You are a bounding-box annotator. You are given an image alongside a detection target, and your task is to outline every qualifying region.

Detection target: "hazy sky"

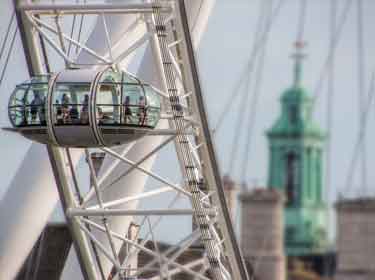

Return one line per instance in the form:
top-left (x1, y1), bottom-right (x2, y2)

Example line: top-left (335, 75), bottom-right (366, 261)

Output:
top-left (197, 0), bottom-right (375, 203)
top-left (1, 0), bottom-right (375, 241)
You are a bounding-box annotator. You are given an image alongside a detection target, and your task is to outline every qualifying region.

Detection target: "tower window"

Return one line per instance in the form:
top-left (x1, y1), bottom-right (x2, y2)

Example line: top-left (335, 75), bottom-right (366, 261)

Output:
top-left (307, 147), bottom-right (312, 199)
top-left (286, 152), bottom-right (298, 205)
top-left (289, 105), bottom-right (298, 124)
top-left (285, 226), bottom-right (296, 241)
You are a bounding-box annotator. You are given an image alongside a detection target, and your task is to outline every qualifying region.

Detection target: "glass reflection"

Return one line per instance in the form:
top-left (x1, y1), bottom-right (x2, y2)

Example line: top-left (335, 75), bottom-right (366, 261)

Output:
top-left (53, 83), bottom-right (91, 125)
top-left (9, 75), bottom-right (49, 126)
top-left (96, 70), bottom-right (161, 128)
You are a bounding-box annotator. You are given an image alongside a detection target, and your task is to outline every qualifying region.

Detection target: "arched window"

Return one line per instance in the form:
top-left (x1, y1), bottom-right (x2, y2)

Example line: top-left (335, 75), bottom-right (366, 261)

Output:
top-left (289, 104), bottom-right (298, 124)
top-left (285, 151), bottom-right (298, 205)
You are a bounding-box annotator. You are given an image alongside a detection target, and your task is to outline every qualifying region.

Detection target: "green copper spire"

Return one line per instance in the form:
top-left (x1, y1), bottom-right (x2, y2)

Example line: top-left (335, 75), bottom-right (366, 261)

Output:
top-left (268, 42), bottom-right (323, 139)
top-left (266, 42), bottom-right (329, 256)
top-left (292, 41), bottom-right (306, 86)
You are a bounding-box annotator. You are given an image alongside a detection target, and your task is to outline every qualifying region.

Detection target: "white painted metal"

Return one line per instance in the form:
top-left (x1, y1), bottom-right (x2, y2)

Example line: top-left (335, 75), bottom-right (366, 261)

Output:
top-left (49, 147), bottom-right (100, 279)
top-left (0, 1), bottom-right (151, 278)
top-left (101, 147), bottom-right (191, 196)
top-left (19, 3), bottom-right (172, 15)
top-left (0, 1), bottom-right (226, 280)
top-left (67, 208), bottom-right (209, 217)
top-left (81, 218), bottom-right (210, 280)
top-left (172, 2), bottom-right (250, 279)
top-left (144, 4), bottom-right (237, 278)
top-left (148, 258), bottom-right (207, 280)
top-left (86, 186), bottom-right (175, 209)
top-left (73, 1), bottom-right (216, 278)
top-left (0, 1), bottom-right (83, 278)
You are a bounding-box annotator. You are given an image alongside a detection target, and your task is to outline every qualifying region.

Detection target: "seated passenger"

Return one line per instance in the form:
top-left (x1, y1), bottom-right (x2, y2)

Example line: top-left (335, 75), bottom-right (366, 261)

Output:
top-left (70, 105), bottom-right (79, 123)
top-left (55, 100), bottom-right (64, 124)
top-left (80, 94), bottom-right (89, 124)
top-left (61, 93), bottom-right (71, 123)
top-left (138, 96), bottom-right (146, 125)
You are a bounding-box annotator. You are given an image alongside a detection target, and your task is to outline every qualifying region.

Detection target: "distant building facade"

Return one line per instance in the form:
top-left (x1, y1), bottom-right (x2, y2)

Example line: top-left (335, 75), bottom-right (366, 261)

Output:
top-left (239, 189), bottom-right (286, 280)
top-left (335, 198), bottom-right (375, 280)
top-left (266, 43), bottom-right (329, 256)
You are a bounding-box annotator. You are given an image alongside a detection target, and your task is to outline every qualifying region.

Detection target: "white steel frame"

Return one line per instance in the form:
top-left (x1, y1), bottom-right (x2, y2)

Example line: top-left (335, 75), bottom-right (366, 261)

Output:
top-left (15, 1), bottom-right (250, 280)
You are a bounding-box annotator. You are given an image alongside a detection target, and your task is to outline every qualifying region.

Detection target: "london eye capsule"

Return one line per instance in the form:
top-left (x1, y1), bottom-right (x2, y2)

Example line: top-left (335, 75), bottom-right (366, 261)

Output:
top-left (8, 68), bottom-right (161, 147)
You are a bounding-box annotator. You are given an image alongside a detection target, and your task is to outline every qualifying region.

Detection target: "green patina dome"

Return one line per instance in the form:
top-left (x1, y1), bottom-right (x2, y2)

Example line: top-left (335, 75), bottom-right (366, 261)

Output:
top-left (281, 85), bottom-right (310, 102)
top-left (267, 54), bottom-right (324, 140)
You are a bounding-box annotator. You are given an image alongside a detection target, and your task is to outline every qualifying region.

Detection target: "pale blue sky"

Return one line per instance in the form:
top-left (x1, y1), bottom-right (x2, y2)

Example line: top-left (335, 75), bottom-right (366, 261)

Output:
top-left (1, 0), bottom-right (375, 241)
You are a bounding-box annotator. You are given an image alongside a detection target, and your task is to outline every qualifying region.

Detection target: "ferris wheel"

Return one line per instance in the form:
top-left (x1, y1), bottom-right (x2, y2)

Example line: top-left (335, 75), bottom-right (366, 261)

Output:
top-left (0, 1), bottom-right (250, 279)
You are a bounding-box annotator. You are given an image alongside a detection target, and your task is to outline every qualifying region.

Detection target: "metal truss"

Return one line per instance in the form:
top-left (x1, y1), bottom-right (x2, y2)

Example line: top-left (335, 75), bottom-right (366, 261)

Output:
top-left (15, 1), bottom-right (250, 279)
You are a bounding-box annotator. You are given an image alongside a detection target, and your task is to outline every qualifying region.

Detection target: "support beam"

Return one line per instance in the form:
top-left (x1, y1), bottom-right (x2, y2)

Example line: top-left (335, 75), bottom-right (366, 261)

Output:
top-left (19, 3), bottom-right (172, 15)
top-left (173, 1), bottom-right (251, 279)
top-left (68, 208), bottom-right (216, 217)
top-left (10, 2), bottom-right (97, 279)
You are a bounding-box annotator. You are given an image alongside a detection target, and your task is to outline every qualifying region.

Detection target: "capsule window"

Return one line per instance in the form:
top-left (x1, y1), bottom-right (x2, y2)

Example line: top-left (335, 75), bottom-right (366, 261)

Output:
top-left (9, 79), bottom-right (48, 127)
top-left (9, 87), bottom-right (28, 126)
top-left (8, 70), bottom-right (163, 147)
top-left (97, 83), bottom-right (121, 125)
top-left (28, 84), bottom-right (48, 126)
top-left (53, 83), bottom-right (91, 125)
top-left (144, 85), bottom-right (161, 127)
top-left (123, 73), bottom-right (138, 84)
top-left (122, 84), bottom-right (146, 126)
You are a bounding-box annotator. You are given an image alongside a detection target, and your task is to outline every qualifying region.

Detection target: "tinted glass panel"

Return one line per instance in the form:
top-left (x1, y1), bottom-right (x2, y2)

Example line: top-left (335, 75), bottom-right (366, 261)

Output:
top-left (94, 71), bottom-right (161, 128)
top-left (123, 72), bottom-right (138, 84)
top-left (145, 107), bottom-right (160, 127)
top-left (144, 85), bottom-right (160, 107)
top-left (124, 84), bottom-right (144, 105)
top-left (120, 84), bottom-right (146, 126)
top-left (53, 83), bottom-right (91, 125)
top-left (100, 71), bottom-right (122, 83)
top-left (9, 87), bottom-right (29, 126)
top-left (9, 82), bottom-right (48, 126)
top-left (97, 83), bottom-right (121, 124)
top-left (143, 85), bottom-right (161, 127)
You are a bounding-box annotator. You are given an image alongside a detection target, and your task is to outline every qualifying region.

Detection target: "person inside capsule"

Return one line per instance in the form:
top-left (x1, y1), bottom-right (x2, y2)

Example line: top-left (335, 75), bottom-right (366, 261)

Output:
top-left (30, 92), bottom-right (45, 124)
top-left (138, 95), bottom-right (146, 125)
top-left (55, 100), bottom-right (63, 124)
top-left (61, 93), bottom-right (71, 124)
top-left (80, 94), bottom-right (89, 124)
top-left (123, 95), bottom-right (132, 124)
top-left (53, 83), bottom-right (91, 125)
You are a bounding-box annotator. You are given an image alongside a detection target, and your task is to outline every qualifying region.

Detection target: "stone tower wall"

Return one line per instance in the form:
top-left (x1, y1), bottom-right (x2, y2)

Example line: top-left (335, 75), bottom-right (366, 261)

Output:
top-left (335, 199), bottom-right (375, 280)
top-left (239, 189), bottom-right (285, 280)
top-left (335, 272), bottom-right (375, 280)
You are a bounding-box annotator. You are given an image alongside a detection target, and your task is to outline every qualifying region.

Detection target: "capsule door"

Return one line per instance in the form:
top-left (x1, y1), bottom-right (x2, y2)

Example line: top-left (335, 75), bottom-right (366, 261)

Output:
top-left (51, 82), bottom-right (99, 147)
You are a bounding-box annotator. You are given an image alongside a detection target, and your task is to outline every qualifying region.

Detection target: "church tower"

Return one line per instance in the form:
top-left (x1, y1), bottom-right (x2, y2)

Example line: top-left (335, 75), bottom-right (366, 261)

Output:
top-left (267, 42), bottom-right (329, 256)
